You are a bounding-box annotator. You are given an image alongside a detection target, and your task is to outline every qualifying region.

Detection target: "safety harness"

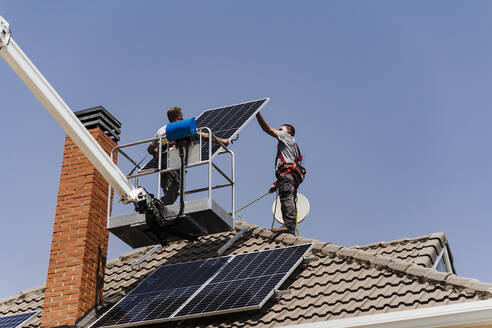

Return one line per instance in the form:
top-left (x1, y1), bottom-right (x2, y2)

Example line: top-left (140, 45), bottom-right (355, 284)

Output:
top-left (276, 144), bottom-right (306, 187)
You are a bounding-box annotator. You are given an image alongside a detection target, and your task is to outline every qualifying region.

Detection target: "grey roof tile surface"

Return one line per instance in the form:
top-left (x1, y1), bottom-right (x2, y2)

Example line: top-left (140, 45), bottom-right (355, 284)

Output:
top-left (0, 287), bottom-right (44, 328)
top-left (1, 223), bottom-right (491, 328)
top-left (353, 232), bottom-right (447, 268)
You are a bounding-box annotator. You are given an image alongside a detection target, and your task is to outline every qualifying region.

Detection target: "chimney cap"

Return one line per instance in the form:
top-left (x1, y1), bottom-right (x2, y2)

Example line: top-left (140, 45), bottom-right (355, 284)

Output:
top-left (75, 106), bottom-right (122, 142)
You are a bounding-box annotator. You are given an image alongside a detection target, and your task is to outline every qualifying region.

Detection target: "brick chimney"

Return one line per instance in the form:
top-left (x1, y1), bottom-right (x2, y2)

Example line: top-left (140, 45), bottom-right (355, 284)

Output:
top-left (41, 107), bottom-right (121, 327)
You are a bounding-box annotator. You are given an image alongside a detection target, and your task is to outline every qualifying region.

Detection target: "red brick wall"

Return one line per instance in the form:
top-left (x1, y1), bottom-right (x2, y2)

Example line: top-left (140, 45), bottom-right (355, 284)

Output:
top-left (41, 128), bottom-right (117, 327)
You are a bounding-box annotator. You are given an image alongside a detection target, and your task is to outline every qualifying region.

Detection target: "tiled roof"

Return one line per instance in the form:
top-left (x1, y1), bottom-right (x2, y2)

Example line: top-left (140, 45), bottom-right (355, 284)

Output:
top-left (2, 222), bottom-right (491, 328)
top-left (0, 286), bottom-right (44, 328)
top-left (353, 232), bottom-right (450, 269)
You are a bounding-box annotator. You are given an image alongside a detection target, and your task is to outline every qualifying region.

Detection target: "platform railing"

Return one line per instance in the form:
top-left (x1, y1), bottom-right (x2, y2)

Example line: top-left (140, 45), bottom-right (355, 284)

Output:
top-left (106, 127), bottom-right (235, 227)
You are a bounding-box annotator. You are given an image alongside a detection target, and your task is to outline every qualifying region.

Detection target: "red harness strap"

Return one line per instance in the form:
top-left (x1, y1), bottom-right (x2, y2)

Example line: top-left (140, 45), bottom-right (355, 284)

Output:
top-left (276, 144), bottom-right (305, 185)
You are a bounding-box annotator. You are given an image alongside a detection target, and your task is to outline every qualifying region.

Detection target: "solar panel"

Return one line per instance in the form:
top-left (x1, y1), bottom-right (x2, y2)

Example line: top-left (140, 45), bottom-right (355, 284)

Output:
top-left (0, 312), bottom-right (38, 328)
top-left (175, 244), bottom-right (312, 318)
top-left (91, 257), bottom-right (228, 328)
top-left (90, 244), bottom-right (312, 328)
top-left (141, 98), bottom-right (269, 170)
top-left (196, 98), bottom-right (269, 160)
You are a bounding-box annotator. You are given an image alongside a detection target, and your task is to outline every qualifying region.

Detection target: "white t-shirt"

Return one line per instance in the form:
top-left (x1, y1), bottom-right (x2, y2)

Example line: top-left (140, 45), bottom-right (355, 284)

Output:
top-left (275, 130), bottom-right (299, 171)
top-left (152, 125), bottom-right (167, 148)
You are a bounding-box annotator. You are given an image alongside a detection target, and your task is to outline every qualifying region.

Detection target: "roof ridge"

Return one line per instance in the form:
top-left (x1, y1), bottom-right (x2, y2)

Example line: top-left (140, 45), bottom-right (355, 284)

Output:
top-left (237, 222), bottom-right (492, 297)
top-left (352, 232), bottom-right (446, 249)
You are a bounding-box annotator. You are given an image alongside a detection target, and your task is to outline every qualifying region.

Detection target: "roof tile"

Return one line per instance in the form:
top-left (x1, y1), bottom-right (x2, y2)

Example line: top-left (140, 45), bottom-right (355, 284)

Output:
top-left (446, 275), bottom-right (478, 289)
top-left (424, 269), bottom-right (452, 282)
top-left (405, 263), bottom-right (431, 277)
top-left (320, 243), bottom-right (342, 255)
top-left (335, 247), bottom-right (358, 258)
top-left (370, 254), bottom-right (393, 267)
top-left (354, 232), bottom-right (447, 268)
top-left (352, 249), bottom-right (376, 263)
top-left (2, 226), bottom-right (490, 328)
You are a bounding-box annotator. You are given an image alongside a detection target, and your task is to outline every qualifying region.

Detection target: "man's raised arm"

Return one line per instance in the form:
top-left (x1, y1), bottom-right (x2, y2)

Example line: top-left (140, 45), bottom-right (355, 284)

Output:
top-left (256, 113), bottom-right (278, 138)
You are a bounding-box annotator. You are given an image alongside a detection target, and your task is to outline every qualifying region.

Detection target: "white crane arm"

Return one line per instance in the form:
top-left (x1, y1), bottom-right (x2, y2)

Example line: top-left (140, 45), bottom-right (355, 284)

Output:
top-left (0, 16), bottom-right (146, 204)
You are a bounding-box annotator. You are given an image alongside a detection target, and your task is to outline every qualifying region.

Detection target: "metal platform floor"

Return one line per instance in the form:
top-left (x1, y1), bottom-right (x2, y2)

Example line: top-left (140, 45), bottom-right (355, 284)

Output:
top-left (108, 198), bottom-right (234, 248)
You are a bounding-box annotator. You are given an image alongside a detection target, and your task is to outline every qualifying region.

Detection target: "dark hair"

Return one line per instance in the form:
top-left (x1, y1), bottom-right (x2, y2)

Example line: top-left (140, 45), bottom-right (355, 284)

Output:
top-left (167, 107), bottom-right (182, 122)
top-left (282, 124), bottom-right (295, 136)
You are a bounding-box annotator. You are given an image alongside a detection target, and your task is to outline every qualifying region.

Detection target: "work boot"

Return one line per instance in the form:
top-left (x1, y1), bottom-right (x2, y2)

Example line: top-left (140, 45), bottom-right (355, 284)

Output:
top-left (271, 226), bottom-right (290, 233)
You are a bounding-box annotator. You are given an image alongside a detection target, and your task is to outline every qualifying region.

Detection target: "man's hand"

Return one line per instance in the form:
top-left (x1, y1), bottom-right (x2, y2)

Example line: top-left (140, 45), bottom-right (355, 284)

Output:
top-left (199, 132), bottom-right (229, 146)
top-left (268, 184), bottom-right (277, 194)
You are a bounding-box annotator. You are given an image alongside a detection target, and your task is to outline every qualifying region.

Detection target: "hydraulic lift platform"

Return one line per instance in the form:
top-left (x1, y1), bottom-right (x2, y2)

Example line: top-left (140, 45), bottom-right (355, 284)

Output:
top-left (106, 133), bottom-right (237, 248)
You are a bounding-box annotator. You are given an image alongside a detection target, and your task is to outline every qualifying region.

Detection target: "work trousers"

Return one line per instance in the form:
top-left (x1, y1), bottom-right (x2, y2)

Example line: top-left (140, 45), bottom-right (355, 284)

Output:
top-left (278, 173), bottom-right (297, 234)
top-left (160, 170), bottom-right (180, 206)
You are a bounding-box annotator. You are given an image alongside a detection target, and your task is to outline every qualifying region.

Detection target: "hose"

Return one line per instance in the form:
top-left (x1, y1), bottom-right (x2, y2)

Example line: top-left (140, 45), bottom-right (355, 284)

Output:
top-left (175, 139), bottom-right (187, 222)
top-left (230, 191), bottom-right (270, 224)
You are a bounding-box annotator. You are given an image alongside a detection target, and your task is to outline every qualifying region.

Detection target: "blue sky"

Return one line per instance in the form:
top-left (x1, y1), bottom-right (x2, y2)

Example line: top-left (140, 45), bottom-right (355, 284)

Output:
top-left (2, 1), bottom-right (492, 298)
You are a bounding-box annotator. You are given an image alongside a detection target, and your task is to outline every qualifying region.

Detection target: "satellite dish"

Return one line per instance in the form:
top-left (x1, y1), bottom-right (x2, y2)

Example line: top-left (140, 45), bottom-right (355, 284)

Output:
top-left (272, 193), bottom-right (310, 224)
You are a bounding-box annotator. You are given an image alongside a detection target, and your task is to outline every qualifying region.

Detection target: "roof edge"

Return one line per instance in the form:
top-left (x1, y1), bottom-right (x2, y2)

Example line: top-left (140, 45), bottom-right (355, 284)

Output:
top-left (281, 298), bottom-right (492, 328)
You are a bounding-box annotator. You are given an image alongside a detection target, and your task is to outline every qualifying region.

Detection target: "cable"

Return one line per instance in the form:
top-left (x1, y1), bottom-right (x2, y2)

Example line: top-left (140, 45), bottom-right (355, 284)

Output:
top-left (230, 134), bottom-right (240, 144)
top-left (231, 190), bottom-right (300, 235)
top-left (295, 194), bottom-right (299, 236)
top-left (128, 154), bottom-right (150, 176)
top-left (271, 190), bottom-right (279, 230)
top-left (235, 212), bottom-right (246, 223)
top-left (235, 191), bottom-right (270, 214)
top-left (160, 139), bottom-right (188, 226)
top-left (230, 191), bottom-right (271, 224)
top-left (175, 139), bottom-right (188, 222)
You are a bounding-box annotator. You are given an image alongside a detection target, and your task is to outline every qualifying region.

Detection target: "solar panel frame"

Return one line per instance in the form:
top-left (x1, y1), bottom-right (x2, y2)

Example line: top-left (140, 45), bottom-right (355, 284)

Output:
top-left (90, 244), bottom-right (312, 328)
top-left (89, 257), bottom-right (230, 328)
top-left (173, 244), bottom-right (313, 321)
top-left (195, 98), bottom-right (270, 161)
top-left (0, 311), bottom-right (38, 328)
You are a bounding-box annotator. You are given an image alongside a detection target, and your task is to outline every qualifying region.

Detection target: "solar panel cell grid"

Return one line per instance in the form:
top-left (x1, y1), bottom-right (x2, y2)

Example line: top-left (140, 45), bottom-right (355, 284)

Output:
top-left (0, 312), bottom-right (37, 328)
top-left (175, 245), bottom-right (312, 317)
top-left (91, 257), bottom-right (228, 328)
top-left (196, 99), bottom-right (268, 160)
top-left (177, 274), bottom-right (283, 316)
top-left (135, 257), bottom-right (227, 293)
top-left (90, 244), bottom-right (312, 328)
